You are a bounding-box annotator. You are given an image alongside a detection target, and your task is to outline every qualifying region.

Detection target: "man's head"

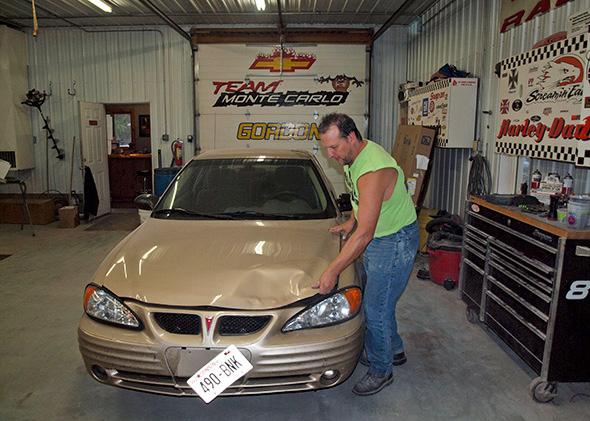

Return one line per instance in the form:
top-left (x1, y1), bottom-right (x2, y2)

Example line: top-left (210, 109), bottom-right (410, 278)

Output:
top-left (318, 113), bottom-right (363, 166)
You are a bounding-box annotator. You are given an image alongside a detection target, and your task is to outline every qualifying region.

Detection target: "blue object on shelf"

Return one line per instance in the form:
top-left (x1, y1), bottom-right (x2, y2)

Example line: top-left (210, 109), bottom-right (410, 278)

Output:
top-left (154, 167), bottom-right (181, 197)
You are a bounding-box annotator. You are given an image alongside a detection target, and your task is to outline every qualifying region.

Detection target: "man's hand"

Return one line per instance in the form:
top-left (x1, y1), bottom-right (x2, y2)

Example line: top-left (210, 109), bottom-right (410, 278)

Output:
top-left (311, 268), bottom-right (338, 294)
top-left (329, 217), bottom-right (355, 240)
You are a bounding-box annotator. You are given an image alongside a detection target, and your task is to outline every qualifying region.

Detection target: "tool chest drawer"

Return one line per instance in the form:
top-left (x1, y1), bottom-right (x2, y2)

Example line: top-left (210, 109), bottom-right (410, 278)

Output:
top-left (460, 198), bottom-right (590, 400)
top-left (486, 274), bottom-right (548, 333)
top-left (484, 295), bottom-right (544, 375)
top-left (466, 210), bottom-right (557, 268)
top-left (469, 203), bottom-right (560, 248)
top-left (461, 258), bottom-right (484, 310)
top-left (487, 259), bottom-right (551, 317)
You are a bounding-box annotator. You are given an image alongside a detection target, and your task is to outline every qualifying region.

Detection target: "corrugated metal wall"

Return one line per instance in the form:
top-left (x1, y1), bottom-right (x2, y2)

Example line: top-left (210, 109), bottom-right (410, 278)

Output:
top-left (402, 0), bottom-right (590, 214)
top-left (407, 0), bottom-right (497, 214)
top-left (370, 25), bottom-right (408, 153)
top-left (12, 26), bottom-right (193, 195)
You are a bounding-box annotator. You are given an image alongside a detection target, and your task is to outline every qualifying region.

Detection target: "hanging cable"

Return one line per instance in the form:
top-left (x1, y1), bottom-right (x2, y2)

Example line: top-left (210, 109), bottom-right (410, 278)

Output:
top-left (468, 147), bottom-right (492, 197)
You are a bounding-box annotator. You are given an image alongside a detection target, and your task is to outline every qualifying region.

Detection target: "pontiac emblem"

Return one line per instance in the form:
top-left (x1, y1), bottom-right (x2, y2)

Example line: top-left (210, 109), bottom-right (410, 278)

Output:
top-left (205, 316), bottom-right (214, 334)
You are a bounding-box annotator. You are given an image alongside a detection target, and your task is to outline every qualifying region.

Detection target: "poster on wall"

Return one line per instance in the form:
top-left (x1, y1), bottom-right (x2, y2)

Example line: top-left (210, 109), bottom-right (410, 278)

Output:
top-left (499, 0), bottom-right (572, 34)
top-left (495, 31), bottom-right (590, 167)
top-left (197, 44), bottom-right (368, 193)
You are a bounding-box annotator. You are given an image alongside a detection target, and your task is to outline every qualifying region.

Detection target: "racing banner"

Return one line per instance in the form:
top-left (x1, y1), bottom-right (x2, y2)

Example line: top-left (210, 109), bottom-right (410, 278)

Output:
top-left (495, 31), bottom-right (590, 167)
top-left (196, 44), bottom-right (368, 193)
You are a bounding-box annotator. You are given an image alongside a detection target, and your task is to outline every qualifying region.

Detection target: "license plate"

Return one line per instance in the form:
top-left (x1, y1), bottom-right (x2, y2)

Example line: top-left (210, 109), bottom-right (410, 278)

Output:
top-left (187, 345), bottom-right (253, 403)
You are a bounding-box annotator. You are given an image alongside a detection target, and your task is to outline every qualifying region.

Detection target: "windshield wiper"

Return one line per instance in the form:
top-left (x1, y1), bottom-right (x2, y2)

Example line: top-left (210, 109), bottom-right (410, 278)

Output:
top-left (219, 210), bottom-right (305, 220)
top-left (152, 208), bottom-right (235, 220)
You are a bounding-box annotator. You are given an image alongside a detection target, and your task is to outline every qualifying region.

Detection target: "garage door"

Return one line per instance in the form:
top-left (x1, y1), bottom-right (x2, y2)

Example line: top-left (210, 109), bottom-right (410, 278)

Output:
top-left (197, 43), bottom-right (367, 194)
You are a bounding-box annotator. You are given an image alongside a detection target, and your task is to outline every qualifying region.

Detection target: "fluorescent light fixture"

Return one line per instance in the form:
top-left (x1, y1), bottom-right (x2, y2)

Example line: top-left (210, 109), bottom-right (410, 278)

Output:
top-left (87, 0), bottom-right (112, 13)
top-left (255, 0), bottom-right (266, 11)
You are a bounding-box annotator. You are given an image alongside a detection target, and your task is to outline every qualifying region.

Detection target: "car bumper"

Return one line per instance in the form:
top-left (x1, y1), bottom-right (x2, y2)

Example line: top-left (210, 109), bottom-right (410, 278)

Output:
top-left (78, 305), bottom-right (363, 397)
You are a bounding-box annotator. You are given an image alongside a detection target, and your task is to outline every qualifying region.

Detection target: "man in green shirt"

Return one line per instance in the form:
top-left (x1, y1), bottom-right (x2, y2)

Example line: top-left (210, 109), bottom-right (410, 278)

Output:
top-left (313, 113), bottom-right (418, 395)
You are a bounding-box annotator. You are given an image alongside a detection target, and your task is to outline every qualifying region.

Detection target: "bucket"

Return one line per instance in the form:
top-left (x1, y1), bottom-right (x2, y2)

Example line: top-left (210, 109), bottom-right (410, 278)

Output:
top-left (418, 207), bottom-right (437, 252)
top-left (567, 195), bottom-right (590, 229)
top-left (428, 248), bottom-right (462, 286)
top-left (427, 231), bottom-right (462, 288)
top-left (154, 167), bottom-right (181, 197)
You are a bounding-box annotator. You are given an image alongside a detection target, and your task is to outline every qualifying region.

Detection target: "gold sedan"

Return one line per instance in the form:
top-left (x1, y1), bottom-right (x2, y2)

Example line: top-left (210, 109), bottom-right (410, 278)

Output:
top-left (78, 149), bottom-right (363, 397)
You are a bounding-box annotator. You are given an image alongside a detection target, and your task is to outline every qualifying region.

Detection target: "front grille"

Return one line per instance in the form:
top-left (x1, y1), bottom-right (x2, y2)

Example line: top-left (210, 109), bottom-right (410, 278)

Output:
top-left (218, 315), bottom-right (271, 336)
top-left (153, 313), bottom-right (201, 335)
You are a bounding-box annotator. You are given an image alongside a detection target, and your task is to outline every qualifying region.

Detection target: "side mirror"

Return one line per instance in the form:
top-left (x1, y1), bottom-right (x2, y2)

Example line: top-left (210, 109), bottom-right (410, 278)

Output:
top-left (134, 193), bottom-right (158, 210)
top-left (336, 193), bottom-right (353, 212)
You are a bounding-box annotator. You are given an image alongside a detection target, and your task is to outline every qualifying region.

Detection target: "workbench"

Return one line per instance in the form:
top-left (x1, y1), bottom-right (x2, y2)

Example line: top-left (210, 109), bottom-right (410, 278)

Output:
top-left (459, 196), bottom-right (590, 403)
top-left (0, 177), bottom-right (35, 236)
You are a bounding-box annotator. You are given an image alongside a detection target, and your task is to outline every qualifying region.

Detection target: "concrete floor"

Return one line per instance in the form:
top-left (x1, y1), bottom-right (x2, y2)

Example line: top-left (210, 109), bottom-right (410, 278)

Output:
top-left (1, 218), bottom-right (589, 420)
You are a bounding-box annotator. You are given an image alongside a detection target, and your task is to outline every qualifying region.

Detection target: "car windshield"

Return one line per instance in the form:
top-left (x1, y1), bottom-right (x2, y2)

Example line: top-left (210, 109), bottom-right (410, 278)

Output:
top-left (153, 157), bottom-right (337, 220)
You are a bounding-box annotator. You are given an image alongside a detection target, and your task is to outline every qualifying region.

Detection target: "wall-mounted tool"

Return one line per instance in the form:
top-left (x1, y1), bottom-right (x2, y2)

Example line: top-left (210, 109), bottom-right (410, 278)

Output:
top-left (21, 88), bottom-right (64, 160)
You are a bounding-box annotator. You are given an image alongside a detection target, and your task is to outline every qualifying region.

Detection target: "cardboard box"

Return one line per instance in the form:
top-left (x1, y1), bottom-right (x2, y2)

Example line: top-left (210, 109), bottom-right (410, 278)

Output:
top-left (0, 198), bottom-right (55, 224)
top-left (58, 206), bottom-right (80, 228)
top-left (392, 125), bottom-right (437, 206)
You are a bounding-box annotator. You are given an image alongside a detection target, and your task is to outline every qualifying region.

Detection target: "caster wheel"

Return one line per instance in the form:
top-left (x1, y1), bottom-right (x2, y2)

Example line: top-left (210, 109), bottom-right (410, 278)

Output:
top-left (466, 307), bottom-right (479, 324)
top-left (443, 278), bottom-right (456, 290)
top-left (529, 377), bottom-right (557, 403)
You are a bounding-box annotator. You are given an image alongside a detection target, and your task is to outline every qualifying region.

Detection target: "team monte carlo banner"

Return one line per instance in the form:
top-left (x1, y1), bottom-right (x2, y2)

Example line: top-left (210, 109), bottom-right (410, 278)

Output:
top-left (495, 30), bottom-right (590, 167)
top-left (197, 44), bottom-right (367, 193)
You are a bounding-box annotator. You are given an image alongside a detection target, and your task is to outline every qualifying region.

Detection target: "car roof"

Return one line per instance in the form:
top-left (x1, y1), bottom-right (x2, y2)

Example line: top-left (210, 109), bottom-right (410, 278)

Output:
top-left (193, 149), bottom-right (314, 161)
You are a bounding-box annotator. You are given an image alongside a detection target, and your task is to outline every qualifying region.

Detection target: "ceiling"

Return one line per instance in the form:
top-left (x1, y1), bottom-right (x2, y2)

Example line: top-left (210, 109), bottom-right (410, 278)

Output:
top-left (0, 0), bottom-right (437, 28)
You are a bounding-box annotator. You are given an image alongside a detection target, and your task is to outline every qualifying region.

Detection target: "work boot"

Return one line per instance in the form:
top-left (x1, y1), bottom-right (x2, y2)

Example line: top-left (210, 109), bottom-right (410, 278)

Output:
top-left (352, 372), bottom-right (394, 396)
top-left (358, 351), bottom-right (407, 367)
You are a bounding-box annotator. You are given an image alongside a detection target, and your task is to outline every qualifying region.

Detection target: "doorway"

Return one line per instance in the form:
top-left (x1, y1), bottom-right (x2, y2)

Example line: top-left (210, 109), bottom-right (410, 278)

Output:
top-left (105, 103), bottom-right (152, 208)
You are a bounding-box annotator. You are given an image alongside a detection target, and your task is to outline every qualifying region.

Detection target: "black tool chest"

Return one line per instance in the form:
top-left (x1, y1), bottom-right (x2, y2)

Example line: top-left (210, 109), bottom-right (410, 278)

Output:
top-left (459, 197), bottom-right (590, 403)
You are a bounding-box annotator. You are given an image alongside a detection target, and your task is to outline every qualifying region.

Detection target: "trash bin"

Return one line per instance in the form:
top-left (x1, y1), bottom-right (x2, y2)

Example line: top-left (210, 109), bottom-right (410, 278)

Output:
top-left (154, 167), bottom-right (181, 197)
top-left (427, 231), bottom-right (463, 289)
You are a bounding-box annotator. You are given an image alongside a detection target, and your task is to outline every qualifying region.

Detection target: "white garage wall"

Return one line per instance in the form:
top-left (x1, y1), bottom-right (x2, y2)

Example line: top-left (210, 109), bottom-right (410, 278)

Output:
top-left (13, 26), bottom-right (193, 195)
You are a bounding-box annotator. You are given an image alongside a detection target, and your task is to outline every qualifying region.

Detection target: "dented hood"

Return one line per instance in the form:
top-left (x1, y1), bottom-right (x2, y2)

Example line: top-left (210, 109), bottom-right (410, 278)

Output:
top-left (94, 218), bottom-right (341, 309)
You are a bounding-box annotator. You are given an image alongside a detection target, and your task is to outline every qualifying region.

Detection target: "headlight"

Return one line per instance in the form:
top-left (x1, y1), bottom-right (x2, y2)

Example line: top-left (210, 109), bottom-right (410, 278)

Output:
top-left (83, 284), bottom-right (141, 329)
top-left (282, 287), bottom-right (362, 332)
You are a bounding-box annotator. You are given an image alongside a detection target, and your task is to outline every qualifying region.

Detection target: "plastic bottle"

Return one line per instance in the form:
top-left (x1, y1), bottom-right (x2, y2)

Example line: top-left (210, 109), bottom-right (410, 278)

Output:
top-left (562, 173), bottom-right (574, 195)
top-left (531, 169), bottom-right (542, 190)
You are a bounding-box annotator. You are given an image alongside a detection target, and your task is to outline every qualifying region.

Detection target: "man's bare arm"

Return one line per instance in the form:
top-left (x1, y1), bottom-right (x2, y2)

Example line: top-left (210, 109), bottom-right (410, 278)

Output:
top-left (313, 168), bottom-right (397, 293)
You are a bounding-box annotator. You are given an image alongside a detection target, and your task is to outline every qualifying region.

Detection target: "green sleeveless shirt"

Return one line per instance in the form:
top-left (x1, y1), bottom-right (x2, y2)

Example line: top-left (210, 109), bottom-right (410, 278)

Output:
top-left (343, 140), bottom-right (417, 238)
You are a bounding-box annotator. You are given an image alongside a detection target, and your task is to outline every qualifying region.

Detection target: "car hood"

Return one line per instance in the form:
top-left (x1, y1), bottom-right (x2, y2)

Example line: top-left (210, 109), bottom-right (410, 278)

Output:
top-left (95, 218), bottom-right (342, 310)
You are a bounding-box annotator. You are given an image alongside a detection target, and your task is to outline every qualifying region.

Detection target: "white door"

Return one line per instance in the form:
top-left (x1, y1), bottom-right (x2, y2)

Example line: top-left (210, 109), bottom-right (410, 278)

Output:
top-left (79, 101), bottom-right (111, 217)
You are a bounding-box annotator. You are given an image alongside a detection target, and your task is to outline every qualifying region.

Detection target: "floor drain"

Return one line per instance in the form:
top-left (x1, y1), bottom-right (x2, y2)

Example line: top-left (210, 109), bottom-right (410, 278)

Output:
top-left (0, 255), bottom-right (11, 261)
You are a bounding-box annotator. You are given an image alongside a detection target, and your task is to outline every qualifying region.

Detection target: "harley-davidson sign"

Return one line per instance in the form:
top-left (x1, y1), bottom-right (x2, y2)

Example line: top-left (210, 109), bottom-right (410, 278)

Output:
top-left (495, 31), bottom-right (590, 167)
top-left (497, 117), bottom-right (590, 142)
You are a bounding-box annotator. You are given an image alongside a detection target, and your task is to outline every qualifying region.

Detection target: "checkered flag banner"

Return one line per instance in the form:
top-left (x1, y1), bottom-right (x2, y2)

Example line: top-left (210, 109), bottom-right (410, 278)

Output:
top-left (495, 31), bottom-right (590, 167)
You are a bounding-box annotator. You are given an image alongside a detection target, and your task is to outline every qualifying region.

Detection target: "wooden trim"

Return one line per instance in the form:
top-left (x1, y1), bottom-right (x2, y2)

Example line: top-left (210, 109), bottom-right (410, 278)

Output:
top-left (471, 196), bottom-right (590, 240)
top-left (190, 28), bottom-right (373, 45)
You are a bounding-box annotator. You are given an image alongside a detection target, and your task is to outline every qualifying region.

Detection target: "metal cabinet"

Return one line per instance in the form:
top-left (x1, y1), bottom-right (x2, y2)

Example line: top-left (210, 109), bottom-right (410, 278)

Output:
top-left (459, 197), bottom-right (590, 403)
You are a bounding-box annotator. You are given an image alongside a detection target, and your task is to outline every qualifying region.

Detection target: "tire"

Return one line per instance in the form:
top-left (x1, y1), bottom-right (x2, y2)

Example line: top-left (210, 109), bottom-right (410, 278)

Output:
top-left (443, 278), bottom-right (456, 290)
top-left (529, 377), bottom-right (557, 403)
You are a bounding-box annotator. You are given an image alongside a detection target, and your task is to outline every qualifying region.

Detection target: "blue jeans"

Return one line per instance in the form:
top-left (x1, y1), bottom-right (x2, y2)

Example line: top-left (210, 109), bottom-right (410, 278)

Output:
top-left (361, 222), bottom-right (418, 376)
